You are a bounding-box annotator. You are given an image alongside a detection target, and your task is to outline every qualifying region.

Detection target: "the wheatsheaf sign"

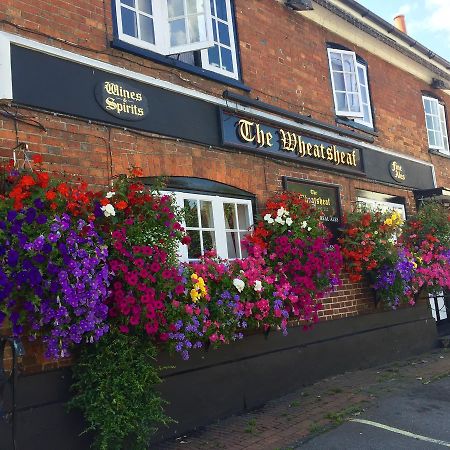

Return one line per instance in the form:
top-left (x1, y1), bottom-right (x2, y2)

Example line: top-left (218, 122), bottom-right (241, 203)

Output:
top-left (221, 111), bottom-right (364, 174)
top-left (95, 80), bottom-right (149, 121)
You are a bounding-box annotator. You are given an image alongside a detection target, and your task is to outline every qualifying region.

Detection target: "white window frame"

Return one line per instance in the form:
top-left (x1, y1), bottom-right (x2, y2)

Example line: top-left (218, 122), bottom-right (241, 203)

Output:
top-left (200, 0), bottom-right (239, 79)
top-left (327, 48), bottom-right (364, 118)
top-left (353, 62), bottom-right (373, 128)
top-left (115, 0), bottom-right (214, 55)
top-left (165, 191), bottom-right (253, 262)
top-left (356, 197), bottom-right (406, 220)
top-left (423, 96), bottom-right (450, 155)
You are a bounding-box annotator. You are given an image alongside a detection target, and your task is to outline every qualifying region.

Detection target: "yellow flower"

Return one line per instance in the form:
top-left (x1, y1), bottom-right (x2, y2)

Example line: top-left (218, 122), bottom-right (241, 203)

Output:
top-left (385, 218), bottom-right (393, 226)
top-left (191, 273), bottom-right (198, 281)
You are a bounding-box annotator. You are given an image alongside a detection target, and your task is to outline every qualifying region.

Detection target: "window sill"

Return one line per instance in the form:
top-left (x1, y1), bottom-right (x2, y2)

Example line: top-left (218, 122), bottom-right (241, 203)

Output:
top-left (111, 39), bottom-right (251, 92)
top-left (429, 148), bottom-right (450, 159)
top-left (335, 117), bottom-right (378, 136)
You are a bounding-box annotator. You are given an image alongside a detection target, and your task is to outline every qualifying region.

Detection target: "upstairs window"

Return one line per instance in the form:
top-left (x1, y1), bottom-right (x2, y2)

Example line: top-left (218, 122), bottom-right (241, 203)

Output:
top-left (423, 96), bottom-right (449, 155)
top-left (327, 48), bottom-right (373, 128)
top-left (114, 0), bottom-right (240, 79)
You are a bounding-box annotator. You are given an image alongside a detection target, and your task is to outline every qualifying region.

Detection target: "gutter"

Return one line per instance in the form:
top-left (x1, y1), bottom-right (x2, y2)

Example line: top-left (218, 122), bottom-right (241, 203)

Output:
top-left (335, 0), bottom-right (450, 71)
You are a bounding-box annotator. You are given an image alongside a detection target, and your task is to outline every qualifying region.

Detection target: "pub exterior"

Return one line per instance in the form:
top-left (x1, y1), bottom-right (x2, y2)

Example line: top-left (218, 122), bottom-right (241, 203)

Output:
top-left (0, 0), bottom-right (449, 447)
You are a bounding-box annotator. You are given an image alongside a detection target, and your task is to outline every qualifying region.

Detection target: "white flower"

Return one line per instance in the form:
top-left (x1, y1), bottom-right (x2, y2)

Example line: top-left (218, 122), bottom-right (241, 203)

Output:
top-left (254, 280), bottom-right (263, 292)
top-left (277, 207), bottom-right (286, 217)
top-left (233, 278), bottom-right (245, 293)
top-left (101, 203), bottom-right (116, 217)
top-left (301, 220), bottom-right (308, 229)
top-left (307, 227), bottom-right (312, 231)
top-left (275, 216), bottom-right (285, 224)
top-left (105, 191), bottom-right (115, 198)
top-left (286, 217), bottom-right (293, 226)
top-left (264, 213), bottom-right (273, 223)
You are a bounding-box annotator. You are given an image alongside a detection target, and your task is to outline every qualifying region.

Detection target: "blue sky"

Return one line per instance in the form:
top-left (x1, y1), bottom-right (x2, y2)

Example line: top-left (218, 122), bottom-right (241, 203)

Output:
top-left (355, 0), bottom-right (450, 61)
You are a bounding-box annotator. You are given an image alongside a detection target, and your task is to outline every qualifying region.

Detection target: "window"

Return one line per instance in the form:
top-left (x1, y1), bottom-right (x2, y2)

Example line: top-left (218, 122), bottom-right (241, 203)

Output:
top-left (327, 48), bottom-right (373, 128)
top-left (423, 96), bottom-right (449, 155)
top-left (115, 0), bottom-right (240, 79)
top-left (200, 0), bottom-right (239, 78)
top-left (169, 192), bottom-right (253, 261)
top-left (115, 0), bottom-right (214, 55)
top-left (356, 197), bottom-right (406, 220)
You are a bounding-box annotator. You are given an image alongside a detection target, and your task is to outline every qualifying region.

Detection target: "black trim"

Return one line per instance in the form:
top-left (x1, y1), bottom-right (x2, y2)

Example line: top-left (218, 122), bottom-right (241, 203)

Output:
top-left (111, 39), bottom-right (251, 91)
top-left (142, 176), bottom-right (258, 215)
top-left (222, 90), bottom-right (375, 143)
top-left (335, 117), bottom-right (378, 135)
top-left (429, 148), bottom-right (450, 159)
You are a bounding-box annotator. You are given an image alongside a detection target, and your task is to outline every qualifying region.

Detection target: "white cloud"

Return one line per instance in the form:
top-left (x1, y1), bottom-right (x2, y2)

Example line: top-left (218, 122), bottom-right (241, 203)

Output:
top-left (423, 0), bottom-right (450, 33)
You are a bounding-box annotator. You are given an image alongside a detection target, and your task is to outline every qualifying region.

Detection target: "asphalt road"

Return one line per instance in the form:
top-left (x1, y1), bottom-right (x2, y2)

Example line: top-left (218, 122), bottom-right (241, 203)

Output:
top-left (297, 375), bottom-right (450, 449)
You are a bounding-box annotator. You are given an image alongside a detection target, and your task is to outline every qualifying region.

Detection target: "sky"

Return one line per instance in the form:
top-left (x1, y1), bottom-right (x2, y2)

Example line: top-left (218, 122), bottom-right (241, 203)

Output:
top-left (355, 0), bottom-right (450, 62)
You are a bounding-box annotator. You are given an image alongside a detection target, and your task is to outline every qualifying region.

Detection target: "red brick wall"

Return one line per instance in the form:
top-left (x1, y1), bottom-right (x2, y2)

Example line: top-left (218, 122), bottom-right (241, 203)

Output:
top-left (0, 0), bottom-right (448, 370)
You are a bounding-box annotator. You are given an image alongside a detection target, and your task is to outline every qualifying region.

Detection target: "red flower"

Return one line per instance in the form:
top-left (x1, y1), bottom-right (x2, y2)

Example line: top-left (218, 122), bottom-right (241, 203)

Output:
top-left (20, 175), bottom-right (35, 187)
top-left (56, 183), bottom-right (69, 197)
top-left (181, 235), bottom-right (191, 245)
top-left (46, 190), bottom-right (57, 200)
top-left (37, 172), bottom-right (49, 188)
top-left (115, 200), bottom-right (128, 210)
top-left (32, 154), bottom-right (43, 164)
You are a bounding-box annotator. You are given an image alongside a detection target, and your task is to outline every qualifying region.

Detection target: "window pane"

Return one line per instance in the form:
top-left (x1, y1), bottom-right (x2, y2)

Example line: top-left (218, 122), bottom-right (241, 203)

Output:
top-left (187, 230), bottom-right (201, 259)
top-left (212, 18), bottom-right (218, 40)
top-left (240, 232), bottom-right (248, 258)
top-left (224, 203), bottom-right (237, 229)
top-left (168, 0), bottom-right (184, 17)
top-left (220, 47), bottom-right (233, 71)
top-left (435, 130), bottom-right (444, 149)
top-left (170, 19), bottom-right (187, 46)
top-left (363, 104), bottom-right (370, 122)
top-left (184, 199), bottom-right (199, 227)
top-left (226, 232), bottom-right (239, 258)
top-left (139, 14), bottom-right (155, 43)
top-left (200, 201), bottom-right (214, 228)
top-left (202, 231), bottom-right (216, 252)
top-left (332, 72), bottom-right (345, 91)
top-left (344, 73), bottom-right (358, 92)
top-left (357, 66), bottom-right (364, 82)
top-left (360, 84), bottom-right (368, 104)
top-left (433, 115), bottom-right (441, 132)
top-left (138, 0), bottom-right (152, 14)
top-left (121, 0), bottom-right (135, 7)
top-left (187, 0), bottom-right (204, 14)
top-left (424, 99), bottom-right (432, 114)
top-left (208, 44), bottom-right (220, 66)
top-left (342, 53), bottom-right (355, 72)
top-left (237, 204), bottom-right (250, 230)
top-left (428, 130), bottom-right (436, 147)
top-left (348, 93), bottom-right (361, 112)
top-left (330, 52), bottom-right (343, 71)
top-left (188, 14), bottom-right (207, 42)
top-left (336, 92), bottom-right (347, 111)
top-left (430, 100), bottom-right (439, 115)
top-left (121, 7), bottom-right (137, 37)
top-left (215, 0), bottom-right (228, 20)
top-left (426, 115), bottom-right (434, 131)
top-left (218, 21), bottom-right (230, 46)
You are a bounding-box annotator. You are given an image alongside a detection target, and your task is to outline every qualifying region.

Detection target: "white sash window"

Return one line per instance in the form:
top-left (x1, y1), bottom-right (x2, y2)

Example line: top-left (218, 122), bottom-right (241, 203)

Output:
top-left (423, 96), bottom-right (450, 155)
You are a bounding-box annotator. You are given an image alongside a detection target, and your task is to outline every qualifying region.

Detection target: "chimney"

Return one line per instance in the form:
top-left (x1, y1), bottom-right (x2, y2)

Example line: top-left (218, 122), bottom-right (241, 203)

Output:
top-left (393, 14), bottom-right (407, 34)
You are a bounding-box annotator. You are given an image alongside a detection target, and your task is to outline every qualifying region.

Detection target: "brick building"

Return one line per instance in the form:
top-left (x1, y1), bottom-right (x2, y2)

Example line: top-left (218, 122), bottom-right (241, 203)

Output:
top-left (0, 0), bottom-right (449, 448)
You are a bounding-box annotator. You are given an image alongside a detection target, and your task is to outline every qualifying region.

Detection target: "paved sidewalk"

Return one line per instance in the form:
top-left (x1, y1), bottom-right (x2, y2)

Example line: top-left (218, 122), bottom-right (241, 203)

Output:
top-left (158, 348), bottom-right (450, 450)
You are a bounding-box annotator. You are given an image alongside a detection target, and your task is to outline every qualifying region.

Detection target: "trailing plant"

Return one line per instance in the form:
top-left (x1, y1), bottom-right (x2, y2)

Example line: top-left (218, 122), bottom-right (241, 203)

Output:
top-left (69, 332), bottom-right (173, 450)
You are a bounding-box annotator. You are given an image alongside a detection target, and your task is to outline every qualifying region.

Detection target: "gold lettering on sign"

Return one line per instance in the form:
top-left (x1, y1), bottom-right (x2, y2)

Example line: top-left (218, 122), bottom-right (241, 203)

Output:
top-left (102, 82), bottom-right (145, 117)
top-left (391, 161), bottom-right (406, 181)
top-left (236, 118), bottom-right (358, 168)
top-left (237, 120), bottom-right (273, 147)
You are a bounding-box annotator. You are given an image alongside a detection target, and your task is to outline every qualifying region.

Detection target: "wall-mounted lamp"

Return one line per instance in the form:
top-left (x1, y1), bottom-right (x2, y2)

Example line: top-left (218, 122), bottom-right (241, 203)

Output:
top-left (285, 0), bottom-right (314, 11)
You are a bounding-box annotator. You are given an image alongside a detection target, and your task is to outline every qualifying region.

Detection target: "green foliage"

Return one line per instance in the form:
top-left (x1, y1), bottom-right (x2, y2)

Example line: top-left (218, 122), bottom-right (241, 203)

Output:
top-left (69, 332), bottom-right (173, 450)
top-left (415, 201), bottom-right (450, 247)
